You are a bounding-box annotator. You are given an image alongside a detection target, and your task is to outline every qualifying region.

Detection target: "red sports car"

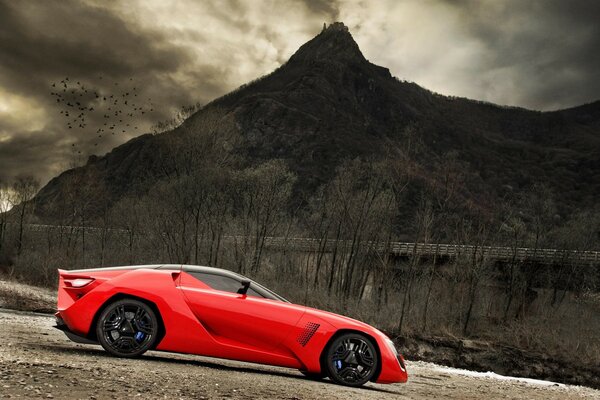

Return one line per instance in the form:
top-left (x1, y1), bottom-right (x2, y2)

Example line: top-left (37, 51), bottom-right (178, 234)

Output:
top-left (55, 265), bottom-right (408, 387)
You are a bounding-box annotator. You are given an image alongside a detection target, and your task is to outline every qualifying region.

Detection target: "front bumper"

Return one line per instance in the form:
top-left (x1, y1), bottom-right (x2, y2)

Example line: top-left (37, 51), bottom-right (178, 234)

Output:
top-left (374, 335), bottom-right (408, 383)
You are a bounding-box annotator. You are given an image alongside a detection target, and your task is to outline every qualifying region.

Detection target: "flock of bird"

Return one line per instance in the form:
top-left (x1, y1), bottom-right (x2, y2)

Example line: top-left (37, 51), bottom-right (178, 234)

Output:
top-left (50, 77), bottom-right (154, 151)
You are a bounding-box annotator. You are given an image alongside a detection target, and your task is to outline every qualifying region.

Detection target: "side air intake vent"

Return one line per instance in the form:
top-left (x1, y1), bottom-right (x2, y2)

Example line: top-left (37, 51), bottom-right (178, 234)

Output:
top-left (297, 322), bottom-right (320, 346)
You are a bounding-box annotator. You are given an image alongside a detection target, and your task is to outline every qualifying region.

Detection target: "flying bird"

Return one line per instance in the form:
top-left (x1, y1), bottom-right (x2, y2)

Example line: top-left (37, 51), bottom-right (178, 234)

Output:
top-left (51, 76), bottom-right (156, 156)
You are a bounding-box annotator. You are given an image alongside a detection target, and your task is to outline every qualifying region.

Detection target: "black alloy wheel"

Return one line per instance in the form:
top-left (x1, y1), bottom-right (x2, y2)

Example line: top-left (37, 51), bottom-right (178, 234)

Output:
top-left (96, 299), bottom-right (159, 357)
top-left (325, 333), bottom-right (378, 387)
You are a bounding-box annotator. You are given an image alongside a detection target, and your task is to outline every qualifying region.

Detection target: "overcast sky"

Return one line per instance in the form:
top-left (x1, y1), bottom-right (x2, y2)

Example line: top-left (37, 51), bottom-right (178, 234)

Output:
top-left (0, 0), bottom-right (598, 186)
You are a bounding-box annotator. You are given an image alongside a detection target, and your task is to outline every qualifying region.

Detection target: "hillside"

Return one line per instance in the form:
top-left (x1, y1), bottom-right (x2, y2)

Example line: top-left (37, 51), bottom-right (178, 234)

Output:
top-left (33, 22), bottom-right (600, 221)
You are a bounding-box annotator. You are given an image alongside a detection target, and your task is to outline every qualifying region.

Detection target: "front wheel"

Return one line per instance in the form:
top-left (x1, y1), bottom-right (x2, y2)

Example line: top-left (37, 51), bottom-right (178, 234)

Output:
top-left (324, 333), bottom-right (379, 387)
top-left (96, 299), bottom-right (159, 358)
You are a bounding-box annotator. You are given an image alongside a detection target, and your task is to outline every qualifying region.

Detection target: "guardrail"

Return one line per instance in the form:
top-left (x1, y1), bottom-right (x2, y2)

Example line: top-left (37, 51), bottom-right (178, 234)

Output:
top-left (12, 223), bottom-right (600, 265)
top-left (261, 237), bottom-right (600, 264)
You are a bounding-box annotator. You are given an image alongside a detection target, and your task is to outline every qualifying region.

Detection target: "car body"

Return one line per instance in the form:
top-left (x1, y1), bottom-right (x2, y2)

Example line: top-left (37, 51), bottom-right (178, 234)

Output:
top-left (55, 265), bottom-right (408, 387)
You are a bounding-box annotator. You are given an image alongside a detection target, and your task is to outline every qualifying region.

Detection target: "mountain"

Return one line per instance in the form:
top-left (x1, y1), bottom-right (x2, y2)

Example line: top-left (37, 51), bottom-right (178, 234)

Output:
top-left (33, 22), bottom-right (600, 220)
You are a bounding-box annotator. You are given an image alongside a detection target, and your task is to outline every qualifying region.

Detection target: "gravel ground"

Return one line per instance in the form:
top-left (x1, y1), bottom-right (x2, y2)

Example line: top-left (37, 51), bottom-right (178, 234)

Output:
top-left (1, 309), bottom-right (599, 399)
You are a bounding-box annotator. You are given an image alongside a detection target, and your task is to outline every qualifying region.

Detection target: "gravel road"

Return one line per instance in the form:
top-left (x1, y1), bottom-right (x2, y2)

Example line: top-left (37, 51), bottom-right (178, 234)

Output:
top-left (0, 309), bottom-right (599, 399)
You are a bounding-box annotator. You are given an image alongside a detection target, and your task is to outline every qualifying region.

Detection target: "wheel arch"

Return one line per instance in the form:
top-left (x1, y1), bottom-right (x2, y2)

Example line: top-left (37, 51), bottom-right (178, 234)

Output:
top-left (319, 328), bottom-right (383, 382)
top-left (88, 293), bottom-right (166, 348)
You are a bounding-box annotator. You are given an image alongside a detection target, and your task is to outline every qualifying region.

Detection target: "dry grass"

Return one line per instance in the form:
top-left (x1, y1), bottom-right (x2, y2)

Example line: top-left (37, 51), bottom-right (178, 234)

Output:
top-left (0, 277), bottom-right (56, 313)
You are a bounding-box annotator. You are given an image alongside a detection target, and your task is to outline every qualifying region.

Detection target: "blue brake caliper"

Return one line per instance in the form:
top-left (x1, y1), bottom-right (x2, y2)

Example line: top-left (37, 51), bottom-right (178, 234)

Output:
top-left (333, 360), bottom-right (342, 370)
top-left (134, 332), bottom-right (145, 342)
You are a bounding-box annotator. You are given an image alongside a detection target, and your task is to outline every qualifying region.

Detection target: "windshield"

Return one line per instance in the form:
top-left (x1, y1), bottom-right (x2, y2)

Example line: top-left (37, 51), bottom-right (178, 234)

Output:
top-left (159, 265), bottom-right (290, 303)
top-left (247, 279), bottom-right (290, 303)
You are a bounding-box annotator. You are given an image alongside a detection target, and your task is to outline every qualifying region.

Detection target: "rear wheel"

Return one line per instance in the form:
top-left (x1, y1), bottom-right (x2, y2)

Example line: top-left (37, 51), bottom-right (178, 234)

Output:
top-left (324, 333), bottom-right (378, 387)
top-left (96, 299), bottom-right (159, 357)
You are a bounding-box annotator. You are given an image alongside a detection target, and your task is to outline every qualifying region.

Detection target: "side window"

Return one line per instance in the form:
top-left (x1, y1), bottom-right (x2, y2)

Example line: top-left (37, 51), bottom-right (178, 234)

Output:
top-left (190, 272), bottom-right (263, 298)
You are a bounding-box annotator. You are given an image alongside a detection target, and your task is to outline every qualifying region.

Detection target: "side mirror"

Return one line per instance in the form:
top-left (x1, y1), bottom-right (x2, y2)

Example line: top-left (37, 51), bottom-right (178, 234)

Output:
top-left (237, 280), bottom-right (251, 295)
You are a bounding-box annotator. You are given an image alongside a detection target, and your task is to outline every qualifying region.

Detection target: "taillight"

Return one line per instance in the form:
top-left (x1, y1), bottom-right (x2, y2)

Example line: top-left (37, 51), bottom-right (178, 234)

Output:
top-left (64, 278), bottom-right (94, 288)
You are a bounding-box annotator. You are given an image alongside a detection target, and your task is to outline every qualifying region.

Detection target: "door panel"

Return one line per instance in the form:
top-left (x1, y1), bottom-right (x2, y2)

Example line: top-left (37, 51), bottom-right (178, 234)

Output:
top-left (179, 272), bottom-right (306, 351)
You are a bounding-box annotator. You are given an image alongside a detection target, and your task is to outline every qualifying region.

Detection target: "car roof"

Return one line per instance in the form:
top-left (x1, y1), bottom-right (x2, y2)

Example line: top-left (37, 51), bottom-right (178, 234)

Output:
top-left (156, 264), bottom-right (249, 280)
top-left (69, 264), bottom-right (238, 277)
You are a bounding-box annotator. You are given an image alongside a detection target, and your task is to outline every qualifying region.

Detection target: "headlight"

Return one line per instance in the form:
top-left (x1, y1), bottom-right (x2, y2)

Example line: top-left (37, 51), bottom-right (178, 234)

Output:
top-left (384, 337), bottom-right (406, 371)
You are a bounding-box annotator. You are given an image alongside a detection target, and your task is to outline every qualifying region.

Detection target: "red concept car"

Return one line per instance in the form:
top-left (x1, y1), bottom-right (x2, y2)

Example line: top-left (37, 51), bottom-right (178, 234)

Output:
top-left (55, 265), bottom-right (408, 387)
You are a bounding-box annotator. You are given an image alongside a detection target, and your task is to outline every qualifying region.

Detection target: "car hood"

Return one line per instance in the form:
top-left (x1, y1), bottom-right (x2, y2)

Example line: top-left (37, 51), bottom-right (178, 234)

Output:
top-left (302, 306), bottom-right (379, 333)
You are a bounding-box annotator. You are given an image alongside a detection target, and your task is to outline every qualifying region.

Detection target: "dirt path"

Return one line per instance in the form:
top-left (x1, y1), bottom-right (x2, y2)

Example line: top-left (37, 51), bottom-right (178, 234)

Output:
top-left (0, 309), bottom-right (598, 399)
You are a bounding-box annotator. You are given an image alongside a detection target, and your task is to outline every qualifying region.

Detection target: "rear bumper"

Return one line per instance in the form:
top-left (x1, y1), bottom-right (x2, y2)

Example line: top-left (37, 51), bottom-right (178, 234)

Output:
top-left (54, 313), bottom-right (97, 345)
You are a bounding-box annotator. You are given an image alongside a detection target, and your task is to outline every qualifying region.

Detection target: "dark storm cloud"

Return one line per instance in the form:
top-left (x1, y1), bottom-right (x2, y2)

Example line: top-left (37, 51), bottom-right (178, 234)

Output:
top-left (0, 0), bottom-right (190, 96)
top-left (0, 0), bottom-right (225, 184)
top-left (299, 0), bottom-right (341, 19)
top-left (444, 0), bottom-right (600, 110)
top-left (0, 127), bottom-right (72, 182)
top-left (334, 0), bottom-right (599, 111)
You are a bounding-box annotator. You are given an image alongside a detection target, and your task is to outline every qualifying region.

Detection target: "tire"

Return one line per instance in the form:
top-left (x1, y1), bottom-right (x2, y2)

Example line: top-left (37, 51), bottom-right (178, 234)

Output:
top-left (324, 333), bottom-right (379, 387)
top-left (96, 299), bottom-right (159, 358)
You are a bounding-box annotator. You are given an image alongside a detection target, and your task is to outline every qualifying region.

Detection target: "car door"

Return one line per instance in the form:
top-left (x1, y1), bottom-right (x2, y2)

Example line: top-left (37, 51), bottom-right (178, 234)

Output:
top-left (178, 271), bottom-right (306, 351)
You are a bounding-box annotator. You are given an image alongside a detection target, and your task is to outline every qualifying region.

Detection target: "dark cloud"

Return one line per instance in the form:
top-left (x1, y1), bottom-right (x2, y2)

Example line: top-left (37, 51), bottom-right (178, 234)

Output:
top-left (334, 0), bottom-right (598, 111)
top-left (0, 0), bottom-right (224, 184)
top-left (0, 128), bottom-right (72, 182)
top-left (0, 1), bottom-right (190, 96)
top-left (0, 0), bottom-right (598, 186)
top-left (299, 0), bottom-right (341, 19)
top-left (444, 0), bottom-right (600, 110)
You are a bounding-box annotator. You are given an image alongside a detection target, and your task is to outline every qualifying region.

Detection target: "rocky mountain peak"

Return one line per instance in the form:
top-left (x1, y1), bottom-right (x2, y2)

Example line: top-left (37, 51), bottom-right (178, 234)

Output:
top-left (288, 22), bottom-right (366, 65)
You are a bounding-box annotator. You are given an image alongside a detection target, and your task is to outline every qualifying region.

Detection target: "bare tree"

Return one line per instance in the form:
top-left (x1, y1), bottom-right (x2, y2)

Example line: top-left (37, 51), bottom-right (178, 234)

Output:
top-left (548, 208), bottom-right (600, 306)
top-left (0, 182), bottom-right (10, 256)
top-left (515, 183), bottom-right (556, 317)
top-left (398, 196), bottom-right (435, 334)
top-left (111, 196), bottom-right (145, 264)
top-left (499, 212), bottom-right (527, 320)
top-left (10, 176), bottom-right (40, 256)
top-left (231, 160), bottom-right (296, 273)
top-left (198, 171), bottom-right (234, 267)
top-left (455, 213), bottom-right (493, 335)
